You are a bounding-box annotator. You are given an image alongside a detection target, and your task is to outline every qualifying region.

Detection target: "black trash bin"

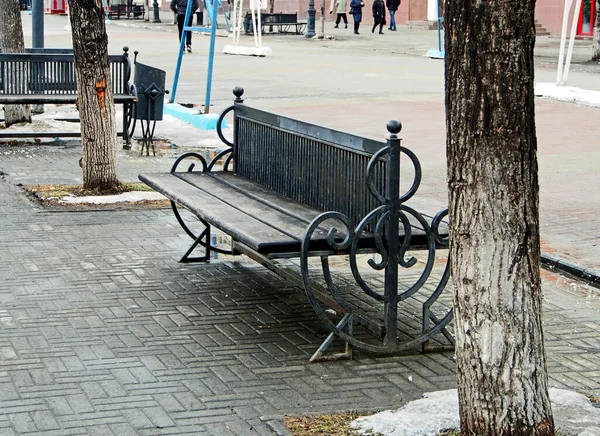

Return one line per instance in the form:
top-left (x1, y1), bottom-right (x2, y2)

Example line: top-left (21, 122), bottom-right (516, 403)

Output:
top-left (133, 55), bottom-right (167, 155)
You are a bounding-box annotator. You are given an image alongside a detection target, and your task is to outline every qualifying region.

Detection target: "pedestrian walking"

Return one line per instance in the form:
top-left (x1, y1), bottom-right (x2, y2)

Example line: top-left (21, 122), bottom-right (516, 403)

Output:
top-left (372, 0), bottom-right (386, 34)
top-left (349, 0), bottom-right (364, 34)
top-left (331, 0), bottom-right (348, 29)
top-left (386, 0), bottom-right (399, 31)
top-left (171, 0), bottom-right (199, 53)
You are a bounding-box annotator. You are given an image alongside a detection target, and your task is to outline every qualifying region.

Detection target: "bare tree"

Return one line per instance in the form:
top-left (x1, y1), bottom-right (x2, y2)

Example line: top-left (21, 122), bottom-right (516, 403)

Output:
top-left (445, 1), bottom-right (555, 435)
top-left (0, 0), bottom-right (32, 127)
top-left (593, 0), bottom-right (600, 60)
top-left (69, 0), bottom-right (120, 191)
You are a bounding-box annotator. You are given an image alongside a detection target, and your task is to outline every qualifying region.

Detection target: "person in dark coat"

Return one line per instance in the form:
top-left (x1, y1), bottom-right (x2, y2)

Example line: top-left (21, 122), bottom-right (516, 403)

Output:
top-left (171, 0), bottom-right (199, 53)
top-left (372, 0), bottom-right (386, 34)
top-left (385, 0), bottom-right (399, 31)
top-left (348, 0), bottom-right (365, 34)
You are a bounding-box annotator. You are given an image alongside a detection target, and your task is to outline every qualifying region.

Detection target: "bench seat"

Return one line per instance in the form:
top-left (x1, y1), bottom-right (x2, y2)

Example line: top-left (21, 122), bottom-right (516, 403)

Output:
top-left (139, 171), bottom-right (437, 257)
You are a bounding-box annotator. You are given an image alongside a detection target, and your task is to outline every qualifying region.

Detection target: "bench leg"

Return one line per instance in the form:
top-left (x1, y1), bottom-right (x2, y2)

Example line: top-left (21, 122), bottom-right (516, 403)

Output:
top-left (180, 225), bottom-right (212, 263)
top-left (309, 313), bottom-right (353, 363)
top-left (139, 119), bottom-right (157, 156)
top-left (122, 103), bottom-right (131, 150)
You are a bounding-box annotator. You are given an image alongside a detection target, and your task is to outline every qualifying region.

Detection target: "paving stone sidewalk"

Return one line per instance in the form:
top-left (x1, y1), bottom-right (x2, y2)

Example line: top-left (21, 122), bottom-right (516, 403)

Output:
top-left (0, 143), bottom-right (599, 436)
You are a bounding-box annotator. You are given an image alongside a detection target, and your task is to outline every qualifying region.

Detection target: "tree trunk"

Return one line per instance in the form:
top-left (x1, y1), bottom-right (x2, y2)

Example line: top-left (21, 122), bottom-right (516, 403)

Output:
top-left (69, 0), bottom-right (120, 191)
top-left (0, 0), bottom-right (32, 127)
top-left (593, 0), bottom-right (600, 60)
top-left (444, 2), bottom-right (555, 435)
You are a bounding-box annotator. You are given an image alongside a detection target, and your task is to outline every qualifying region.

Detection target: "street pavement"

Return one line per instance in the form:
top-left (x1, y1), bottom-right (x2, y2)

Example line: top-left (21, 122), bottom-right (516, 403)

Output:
top-left (0, 13), bottom-right (598, 436)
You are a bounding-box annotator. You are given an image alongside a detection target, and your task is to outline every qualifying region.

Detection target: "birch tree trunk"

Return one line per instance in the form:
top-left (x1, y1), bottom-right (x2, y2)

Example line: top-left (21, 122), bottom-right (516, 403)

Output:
top-left (0, 0), bottom-right (32, 127)
top-left (69, 0), bottom-right (120, 191)
top-left (318, 0), bottom-right (325, 38)
top-left (445, 1), bottom-right (555, 435)
top-left (593, 0), bottom-right (600, 60)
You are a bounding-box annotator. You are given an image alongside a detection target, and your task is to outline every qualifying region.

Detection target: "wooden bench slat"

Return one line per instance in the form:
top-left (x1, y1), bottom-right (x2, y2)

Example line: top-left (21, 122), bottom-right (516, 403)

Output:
top-left (181, 172), bottom-right (328, 227)
top-left (140, 171), bottom-right (436, 256)
top-left (140, 172), bottom-right (318, 254)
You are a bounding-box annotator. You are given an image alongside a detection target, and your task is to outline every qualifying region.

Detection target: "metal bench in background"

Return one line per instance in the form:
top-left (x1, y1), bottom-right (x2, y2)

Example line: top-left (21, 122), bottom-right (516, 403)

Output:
top-left (0, 46), bottom-right (138, 148)
top-left (108, 3), bottom-right (145, 19)
top-left (244, 12), bottom-right (307, 35)
top-left (139, 87), bottom-right (453, 361)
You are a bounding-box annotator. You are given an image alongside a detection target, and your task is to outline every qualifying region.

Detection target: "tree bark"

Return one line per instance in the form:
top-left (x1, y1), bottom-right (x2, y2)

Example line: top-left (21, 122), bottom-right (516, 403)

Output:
top-left (69, 0), bottom-right (120, 191)
top-left (0, 0), bottom-right (32, 127)
top-left (445, 2), bottom-right (555, 435)
top-left (593, 0), bottom-right (600, 60)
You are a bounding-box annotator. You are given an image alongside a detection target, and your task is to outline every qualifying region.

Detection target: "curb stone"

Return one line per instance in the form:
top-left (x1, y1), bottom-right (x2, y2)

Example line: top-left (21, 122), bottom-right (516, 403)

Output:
top-left (261, 416), bottom-right (294, 436)
top-left (541, 253), bottom-right (600, 289)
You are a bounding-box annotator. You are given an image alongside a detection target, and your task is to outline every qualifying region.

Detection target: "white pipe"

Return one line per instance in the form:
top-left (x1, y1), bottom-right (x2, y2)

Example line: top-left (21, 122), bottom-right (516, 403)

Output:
top-left (236, 0), bottom-right (244, 45)
top-left (563, 0), bottom-right (583, 84)
top-left (231, 0), bottom-right (240, 46)
top-left (426, 0), bottom-right (436, 21)
top-left (257, 8), bottom-right (262, 48)
top-left (556, 0), bottom-right (572, 85)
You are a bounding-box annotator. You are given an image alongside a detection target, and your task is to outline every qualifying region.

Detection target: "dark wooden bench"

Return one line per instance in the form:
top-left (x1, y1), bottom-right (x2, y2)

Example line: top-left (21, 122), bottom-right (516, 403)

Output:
top-left (139, 87), bottom-right (453, 361)
top-left (108, 3), bottom-right (145, 20)
top-left (0, 46), bottom-right (138, 147)
top-left (244, 12), bottom-right (307, 35)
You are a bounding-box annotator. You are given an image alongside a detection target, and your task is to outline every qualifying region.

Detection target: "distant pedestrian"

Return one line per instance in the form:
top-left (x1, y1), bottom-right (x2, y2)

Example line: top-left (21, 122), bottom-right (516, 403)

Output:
top-left (196, 0), bottom-right (204, 26)
top-left (372, 0), bottom-right (386, 34)
top-left (332, 0), bottom-right (348, 29)
top-left (349, 0), bottom-right (364, 34)
top-left (171, 0), bottom-right (199, 53)
top-left (386, 0), bottom-right (399, 31)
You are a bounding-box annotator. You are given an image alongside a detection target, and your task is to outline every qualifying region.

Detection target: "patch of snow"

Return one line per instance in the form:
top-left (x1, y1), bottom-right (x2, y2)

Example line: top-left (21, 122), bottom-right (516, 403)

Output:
top-left (352, 389), bottom-right (459, 436)
top-left (351, 389), bottom-right (600, 436)
top-left (59, 191), bottom-right (166, 204)
top-left (535, 82), bottom-right (600, 107)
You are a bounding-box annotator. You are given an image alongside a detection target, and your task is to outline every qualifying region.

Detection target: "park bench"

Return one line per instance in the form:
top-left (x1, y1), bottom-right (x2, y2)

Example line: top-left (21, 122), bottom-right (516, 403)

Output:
top-left (0, 46), bottom-right (137, 147)
top-left (108, 3), bottom-right (145, 20)
top-left (244, 12), bottom-right (307, 35)
top-left (139, 87), bottom-right (454, 361)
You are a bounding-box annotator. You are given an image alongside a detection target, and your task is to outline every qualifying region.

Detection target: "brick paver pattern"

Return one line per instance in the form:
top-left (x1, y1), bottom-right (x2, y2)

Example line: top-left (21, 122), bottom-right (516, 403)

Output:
top-left (1, 145), bottom-right (599, 435)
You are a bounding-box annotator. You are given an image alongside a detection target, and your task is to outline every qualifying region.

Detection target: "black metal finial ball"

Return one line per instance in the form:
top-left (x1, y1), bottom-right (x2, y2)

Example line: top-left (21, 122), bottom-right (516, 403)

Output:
top-left (123, 46), bottom-right (129, 53)
top-left (233, 87), bottom-right (244, 98)
top-left (387, 120), bottom-right (402, 135)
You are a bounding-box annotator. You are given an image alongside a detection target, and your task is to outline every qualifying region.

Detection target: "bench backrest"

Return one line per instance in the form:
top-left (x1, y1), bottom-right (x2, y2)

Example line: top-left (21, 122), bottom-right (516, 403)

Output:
top-left (233, 104), bottom-right (387, 227)
top-left (262, 13), bottom-right (298, 24)
top-left (0, 48), bottom-right (74, 54)
top-left (0, 50), bottom-right (132, 96)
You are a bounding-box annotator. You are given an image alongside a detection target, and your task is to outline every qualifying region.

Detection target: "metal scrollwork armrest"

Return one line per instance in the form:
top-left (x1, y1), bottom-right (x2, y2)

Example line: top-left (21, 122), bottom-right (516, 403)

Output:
top-left (299, 121), bottom-right (454, 358)
top-left (170, 152), bottom-right (208, 174)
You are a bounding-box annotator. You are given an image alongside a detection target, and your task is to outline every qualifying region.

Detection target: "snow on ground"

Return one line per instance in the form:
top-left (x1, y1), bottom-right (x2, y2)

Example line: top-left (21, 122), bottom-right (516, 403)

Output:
top-left (535, 83), bottom-right (600, 107)
top-left (59, 191), bottom-right (166, 204)
top-left (351, 389), bottom-right (600, 436)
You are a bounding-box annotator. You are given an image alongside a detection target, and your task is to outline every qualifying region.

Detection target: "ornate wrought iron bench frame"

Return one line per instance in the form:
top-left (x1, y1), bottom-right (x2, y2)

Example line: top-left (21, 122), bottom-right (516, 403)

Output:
top-left (139, 87), bottom-right (454, 361)
top-left (0, 46), bottom-right (138, 148)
